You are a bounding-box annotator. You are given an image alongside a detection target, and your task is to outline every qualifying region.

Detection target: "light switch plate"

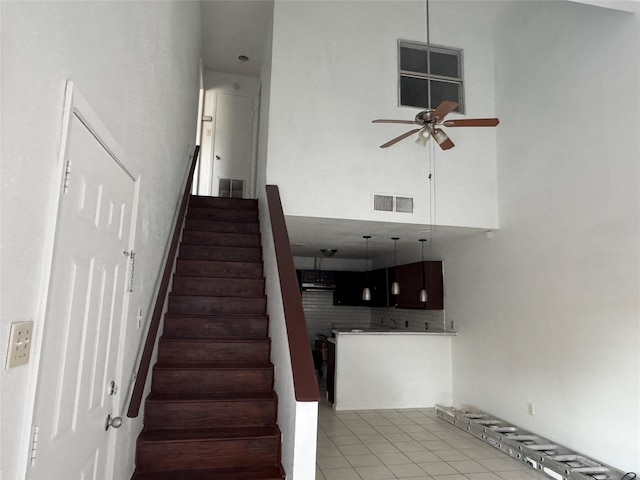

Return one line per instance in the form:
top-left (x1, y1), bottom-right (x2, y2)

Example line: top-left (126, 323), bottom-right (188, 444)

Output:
top-left (6, 321), bottom-right (33, 369)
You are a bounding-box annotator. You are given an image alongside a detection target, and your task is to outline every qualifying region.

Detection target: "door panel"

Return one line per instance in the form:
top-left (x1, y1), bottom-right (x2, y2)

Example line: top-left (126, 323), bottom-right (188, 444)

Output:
top-left (28, 112), bottom-right (136, 480)
top-left (212, 93), bottom-right (254, 197)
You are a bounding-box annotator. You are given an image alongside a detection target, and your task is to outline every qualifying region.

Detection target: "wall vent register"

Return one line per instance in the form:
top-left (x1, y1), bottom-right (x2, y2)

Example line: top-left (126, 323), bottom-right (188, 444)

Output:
top-left (374, 194), bottom-right (414, 214)
top-left (218, 178), bottom-right (244, 198)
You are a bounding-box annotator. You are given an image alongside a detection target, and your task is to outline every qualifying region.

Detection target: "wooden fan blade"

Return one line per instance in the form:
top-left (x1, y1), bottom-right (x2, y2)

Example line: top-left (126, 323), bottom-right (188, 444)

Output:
top-left (372, 119), bottom-right (419, 124)
top-left (443, 118), bottom-right (500, 127)
top-left (380, 128), bottom-right (422, 148)
top-left (432, 101), bottom-right (459, 121)
top-left (433, 128), bottom-right (455, 150)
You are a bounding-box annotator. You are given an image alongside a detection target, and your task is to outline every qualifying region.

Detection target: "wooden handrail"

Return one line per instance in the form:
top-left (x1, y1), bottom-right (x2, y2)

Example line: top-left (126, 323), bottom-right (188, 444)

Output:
top-left (127, 145), bottom-right (200, 418)
top-left (265, 185), bottom-right (320, 402)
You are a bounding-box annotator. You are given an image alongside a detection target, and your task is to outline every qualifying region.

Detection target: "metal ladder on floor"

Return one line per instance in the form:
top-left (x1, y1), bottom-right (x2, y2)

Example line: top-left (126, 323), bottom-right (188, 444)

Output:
top-left (435, 405), bottom-right (633, 480)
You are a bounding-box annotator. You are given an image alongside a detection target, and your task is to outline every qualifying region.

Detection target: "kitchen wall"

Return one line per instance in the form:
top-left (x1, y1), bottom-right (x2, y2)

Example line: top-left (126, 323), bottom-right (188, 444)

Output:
top-left (0, 3), bottom-right (201, 478)
top-left (438, 1), bottom-right (639, 471)
top-left (267, 0), bottom-right (501, 229)
top-left (301, 290), bottom-right (446, 348)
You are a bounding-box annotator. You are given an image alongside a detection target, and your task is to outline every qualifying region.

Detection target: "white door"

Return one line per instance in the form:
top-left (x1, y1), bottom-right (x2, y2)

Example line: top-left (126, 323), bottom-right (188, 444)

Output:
top-left (211, 92), bottom-right (255, 198)
top-left (28, 104), bottom-right (136, 479)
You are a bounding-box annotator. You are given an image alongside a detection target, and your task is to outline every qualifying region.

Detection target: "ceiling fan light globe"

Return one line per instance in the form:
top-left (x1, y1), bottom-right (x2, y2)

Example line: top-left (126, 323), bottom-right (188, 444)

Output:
top-left (415, 129), bottom-right (430, 147)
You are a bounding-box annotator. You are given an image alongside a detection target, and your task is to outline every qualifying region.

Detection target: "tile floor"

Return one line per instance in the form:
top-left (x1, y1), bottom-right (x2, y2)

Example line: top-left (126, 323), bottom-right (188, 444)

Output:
top-left (315, 395), bottom-right (550, 480)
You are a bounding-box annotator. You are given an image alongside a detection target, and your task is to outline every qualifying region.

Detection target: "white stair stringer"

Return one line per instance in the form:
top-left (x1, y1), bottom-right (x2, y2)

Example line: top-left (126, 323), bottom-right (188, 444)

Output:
top-left (435, 405), bottom-right (630, 480)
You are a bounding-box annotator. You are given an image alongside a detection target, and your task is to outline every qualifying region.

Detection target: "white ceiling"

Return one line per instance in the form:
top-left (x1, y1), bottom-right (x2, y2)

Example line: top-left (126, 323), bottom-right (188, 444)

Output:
top-left (200, 0), bottom-right (273, 76)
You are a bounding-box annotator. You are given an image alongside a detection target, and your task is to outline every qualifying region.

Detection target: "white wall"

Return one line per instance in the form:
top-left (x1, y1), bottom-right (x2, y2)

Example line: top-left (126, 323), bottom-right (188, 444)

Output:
top-left (0, 2), bottom-right (201, 478)
top-left (267, 0), bottom-right (500, 230)
top-left (439, 1), bottom-right (639, 471)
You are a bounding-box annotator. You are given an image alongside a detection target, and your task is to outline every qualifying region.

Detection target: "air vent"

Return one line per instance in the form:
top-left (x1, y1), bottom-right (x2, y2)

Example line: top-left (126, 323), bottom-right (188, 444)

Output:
top-left (374, 195), bottom-right (394, 212)
top-left (395, 196), bottom-right (414, 213)
top-left (373, 194), bottom-right (414, 214)
top-left (219, 179), bottom-right (244, 198)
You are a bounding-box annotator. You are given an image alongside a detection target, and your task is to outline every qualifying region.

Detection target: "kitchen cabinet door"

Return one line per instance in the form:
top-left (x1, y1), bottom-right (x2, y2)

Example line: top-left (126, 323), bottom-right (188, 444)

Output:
top-left (333, 271), bottom-right (367, 306)
top-left (370, 268), bottom-right (391, 307)
top-left (395, 261), bottom-right (443, 310)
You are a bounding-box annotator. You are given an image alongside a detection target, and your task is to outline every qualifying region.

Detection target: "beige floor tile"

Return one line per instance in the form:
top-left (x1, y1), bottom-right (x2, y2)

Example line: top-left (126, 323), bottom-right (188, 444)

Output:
top-left (332, 435), bottom-right (364, 446)
top-left (355, 465), bottom-right (397, 479)
top-left (318, 456), bottom-right (351, 469)
top-left (387, 462), bottom-right (430, 478)
top-left (448, 459), bottom-right (489, 473)
top-left (316, 467), bottom-right (327, 480)
top-left (434, 449), bottom-right (471, 461)
top-left (431, 474), bottom-right (469, 480)
top-left (418, 461), bottom-right (459, 475)
top-left (384, 432), bottom-right (415, 443)
top-left (338, 443), bottom-right (372, 456)
top-left (420, 440), bottom-right (455, 451)
top-left (375, 451), bottom-right (413, 465)
top-left (477, 459), bottom-right (525, 472)
top-left (358, 433), bottom-right (389, 444)
top-left (322, 467), bottom-right (362, 480)
top-left (459, 448), bottom-right (501, 460)
top-left (317, 444), bottom-right (344, 457)
top-left (393, 441), bottom-right (429, 452)
top-left (496, 470), bottom-right (539, 480)
top-left (375, 425), bottom-right (404, 434)
top-left (346, 453), bottom-right (383, 467)
top-left (466, 473), bottom-right (504, 480)
top-left (367, 442), bottom-right (401, 454)
top-left (405, 450), bottom-right (442, 463)
top-left (350, 425), bottom-right (379, 435)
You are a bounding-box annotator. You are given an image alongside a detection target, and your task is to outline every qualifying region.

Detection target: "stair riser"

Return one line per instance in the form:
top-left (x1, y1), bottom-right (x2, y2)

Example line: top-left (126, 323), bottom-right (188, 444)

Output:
top-left (151, 369), bottom-right (274, 395)
top-left (179, 245), bottom-right (262, 263)
top-left (185, 219), bottom-right (259, 235)
top-left (144, 399), bottom-right (278, 429)
top-left (168, 296), bottom-right (266, 316)
top-left (162, 316), bottom-right (269, 339)
top-left (157, 340), bottom-right (271, 365)
top-left (171, 277), bottom-right (265, 297)
top-left (188, 206), bottom-right (258, 223)
top-left (176, 260), bottom-right (263, 278)
top-left (182, 231), bottom-right (260, 248)
top-left (189, 196), bottom-right (258, 210)
top-left (136, 437), bottom-right (279, 472)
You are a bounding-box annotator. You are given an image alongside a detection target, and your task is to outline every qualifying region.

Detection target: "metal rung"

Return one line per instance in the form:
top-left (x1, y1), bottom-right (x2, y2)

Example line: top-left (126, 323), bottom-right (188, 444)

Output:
top-left (477, 420), bottom-right (502, 425)
top-left (506, 435), bottom-right (538, 441)
top-left (571, 468), bottom-right (609, 474)
top-left (491, 427), bottom-right (518, 433)
top-left (527, 444), bottom-right (559, 451)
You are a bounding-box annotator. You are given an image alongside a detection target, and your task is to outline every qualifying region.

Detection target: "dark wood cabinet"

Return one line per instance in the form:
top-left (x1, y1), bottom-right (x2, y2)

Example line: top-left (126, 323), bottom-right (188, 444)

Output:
top-left (327, 340), bottom-right (336, 403)
top-left (333, 271), bottom-right (366, 306)
top-left (395, 261), bottom-right (443, 310)
top-left (370, 268), bottom-right (392, 307)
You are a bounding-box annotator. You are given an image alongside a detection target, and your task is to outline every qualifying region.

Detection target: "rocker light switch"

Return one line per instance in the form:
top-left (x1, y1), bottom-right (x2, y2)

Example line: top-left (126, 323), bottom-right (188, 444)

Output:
top-left (6, 321), bottom-right (33, 369)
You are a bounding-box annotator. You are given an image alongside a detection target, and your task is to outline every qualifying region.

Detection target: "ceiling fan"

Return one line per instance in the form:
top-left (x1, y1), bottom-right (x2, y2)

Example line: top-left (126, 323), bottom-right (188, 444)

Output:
top-left (372, 101), bottom-right (499, 150)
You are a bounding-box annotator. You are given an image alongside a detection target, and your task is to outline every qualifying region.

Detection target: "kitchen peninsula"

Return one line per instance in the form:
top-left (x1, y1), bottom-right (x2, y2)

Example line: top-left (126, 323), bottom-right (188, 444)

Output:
top-left (329, 327), bottom-right (456, 411)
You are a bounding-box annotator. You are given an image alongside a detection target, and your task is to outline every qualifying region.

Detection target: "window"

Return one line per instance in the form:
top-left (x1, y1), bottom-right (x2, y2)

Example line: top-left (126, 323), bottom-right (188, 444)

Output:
top-left (398, 40), bottom-right (464, 113)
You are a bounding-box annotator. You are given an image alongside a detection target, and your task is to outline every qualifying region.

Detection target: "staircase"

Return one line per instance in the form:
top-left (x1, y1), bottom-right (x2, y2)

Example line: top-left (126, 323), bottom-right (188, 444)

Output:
top-left (131, 195), bottom-right (285, 480)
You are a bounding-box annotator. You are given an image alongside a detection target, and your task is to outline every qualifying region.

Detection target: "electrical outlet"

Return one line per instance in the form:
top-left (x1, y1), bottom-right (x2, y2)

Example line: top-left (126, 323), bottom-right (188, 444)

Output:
top-left (425, 322), bottom-right (429, 330)
top-left (527, 402), bottom-right (535, 416)
top-left (6, 321), bottom-right (34, 369)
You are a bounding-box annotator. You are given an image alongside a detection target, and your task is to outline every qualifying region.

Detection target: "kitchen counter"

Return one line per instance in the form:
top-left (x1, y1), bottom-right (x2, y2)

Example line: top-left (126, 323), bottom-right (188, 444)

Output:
top-left (332, 327), bottom-right (456, 336)
top-left (330, 328), bottom-right (454, 411)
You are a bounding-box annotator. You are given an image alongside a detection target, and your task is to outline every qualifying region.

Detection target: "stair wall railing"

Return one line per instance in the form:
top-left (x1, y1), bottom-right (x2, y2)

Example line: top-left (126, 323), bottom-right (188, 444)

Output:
top-left (261, 184), bottom-right (320, 479)
top-left (127, 145), bottom-right (200, 418)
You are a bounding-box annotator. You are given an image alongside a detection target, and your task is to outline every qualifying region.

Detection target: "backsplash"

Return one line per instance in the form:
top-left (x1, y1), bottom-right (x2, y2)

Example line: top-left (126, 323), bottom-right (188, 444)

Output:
top-left (300, 290), bottom-right (448, 347)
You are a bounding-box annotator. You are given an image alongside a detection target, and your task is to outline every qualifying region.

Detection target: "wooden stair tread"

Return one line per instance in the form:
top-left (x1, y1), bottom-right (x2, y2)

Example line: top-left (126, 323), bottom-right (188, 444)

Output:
top-left (154, 364), bottom-right (272, 370)
top-left (139, 426), bottom-right (280, 442)
top-left (159, 338), bottom-right (270, 344)
top-left (146, 392), bottom-right (276, 402)
top-left (132, 465), bottom-right (284, 480)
